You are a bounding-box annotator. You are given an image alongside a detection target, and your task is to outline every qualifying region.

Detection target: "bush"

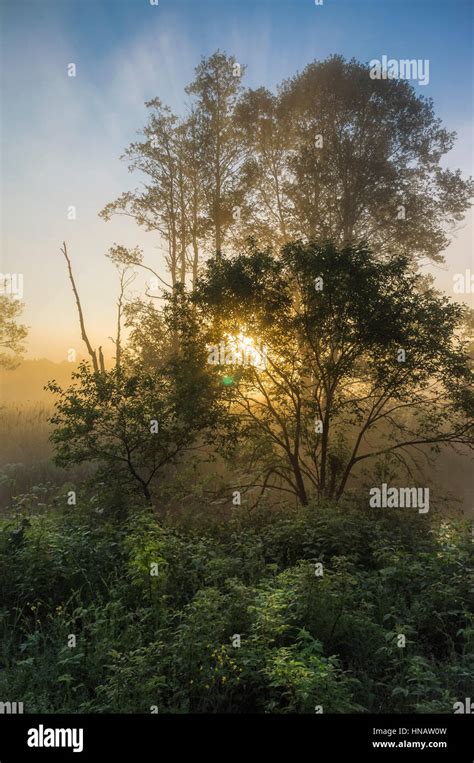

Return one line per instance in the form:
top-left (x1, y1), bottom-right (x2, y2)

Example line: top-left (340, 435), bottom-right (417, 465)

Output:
top-left (0, 499), bottom-right (471, 713)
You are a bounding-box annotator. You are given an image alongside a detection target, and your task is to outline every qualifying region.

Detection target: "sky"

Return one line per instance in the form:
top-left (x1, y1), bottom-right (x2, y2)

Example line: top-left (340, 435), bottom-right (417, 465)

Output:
top-left (1, 0), bottom-right (473, 361)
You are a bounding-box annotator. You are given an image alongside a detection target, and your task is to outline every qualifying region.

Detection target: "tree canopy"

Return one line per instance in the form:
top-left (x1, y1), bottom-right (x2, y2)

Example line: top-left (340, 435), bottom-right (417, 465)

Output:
top-left (0, 290), bottom-right (28, 369)
top-left (194, 240), bottom-right (473, 505)
top-left (101, 52), bottom-right (473, 290)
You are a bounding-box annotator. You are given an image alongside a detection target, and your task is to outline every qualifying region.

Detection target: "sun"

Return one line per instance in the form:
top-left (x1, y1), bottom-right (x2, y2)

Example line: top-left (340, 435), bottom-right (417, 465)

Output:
top-left (225, 332), bottom-right (268, 369)
top-left (228, 331), bottom-right (254, 350)
top-left (207, 331), bottom-right (268, 371)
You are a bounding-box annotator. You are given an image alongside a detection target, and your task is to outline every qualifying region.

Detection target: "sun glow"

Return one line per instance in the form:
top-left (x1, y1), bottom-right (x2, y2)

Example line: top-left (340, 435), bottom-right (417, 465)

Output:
top-left (207, 332), bottom-right (268, 369)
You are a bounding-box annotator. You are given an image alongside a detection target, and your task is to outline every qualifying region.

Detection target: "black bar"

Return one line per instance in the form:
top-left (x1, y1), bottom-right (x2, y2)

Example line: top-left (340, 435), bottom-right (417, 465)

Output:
top-left (0, 714), bottom-right (472, 761)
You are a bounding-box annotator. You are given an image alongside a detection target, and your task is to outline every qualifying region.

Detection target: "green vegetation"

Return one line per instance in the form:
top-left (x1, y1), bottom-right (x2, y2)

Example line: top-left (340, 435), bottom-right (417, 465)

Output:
top-left (1, 51), bottom-right (472, 717)
top-left (0, 500), bottom-right (472, 713)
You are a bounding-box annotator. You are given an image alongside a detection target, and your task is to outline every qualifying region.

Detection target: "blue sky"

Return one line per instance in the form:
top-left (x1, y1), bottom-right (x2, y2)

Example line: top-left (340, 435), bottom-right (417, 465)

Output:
top-left (1, 0), bottom-right (472, 359)
top-left (4, 0), bottom-right (473, 118)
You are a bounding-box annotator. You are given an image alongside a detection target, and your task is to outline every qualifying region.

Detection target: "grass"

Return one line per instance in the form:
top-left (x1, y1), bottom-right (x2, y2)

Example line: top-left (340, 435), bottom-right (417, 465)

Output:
top-left (0, 403), bottom-right (95, 511)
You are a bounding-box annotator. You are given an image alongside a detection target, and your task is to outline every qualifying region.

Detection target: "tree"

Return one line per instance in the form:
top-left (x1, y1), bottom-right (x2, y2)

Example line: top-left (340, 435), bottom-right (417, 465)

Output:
top-left (102, 52), bottom-right (472, 291)
top-left (180, 109), bottom-right (208, 288)
top-left (194, 241), bottom-right (473, 505)
top-left (0, 287), bottom-right (28, 369)
top-left (185, 50), bottom-right (247, 254)
top-left (101, 52), bottom-right (247, 289)
top-left (106, 246), bottom-right (137, 369)
top-left (240, 55), bottom-right (473, 263)
top-left (235, 87), bottom-right (292, 248)
top-left (47, 288), bottom-right (234, 507)
top-left (60, 242), bottom-right (106, 373)
top-left (100, 100), bottom-right (183, 287)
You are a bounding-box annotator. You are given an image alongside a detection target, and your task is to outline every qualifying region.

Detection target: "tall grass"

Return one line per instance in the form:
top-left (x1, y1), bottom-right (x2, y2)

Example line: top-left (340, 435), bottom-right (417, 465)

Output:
top-left (0, 403), bottom-right (94, 512)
